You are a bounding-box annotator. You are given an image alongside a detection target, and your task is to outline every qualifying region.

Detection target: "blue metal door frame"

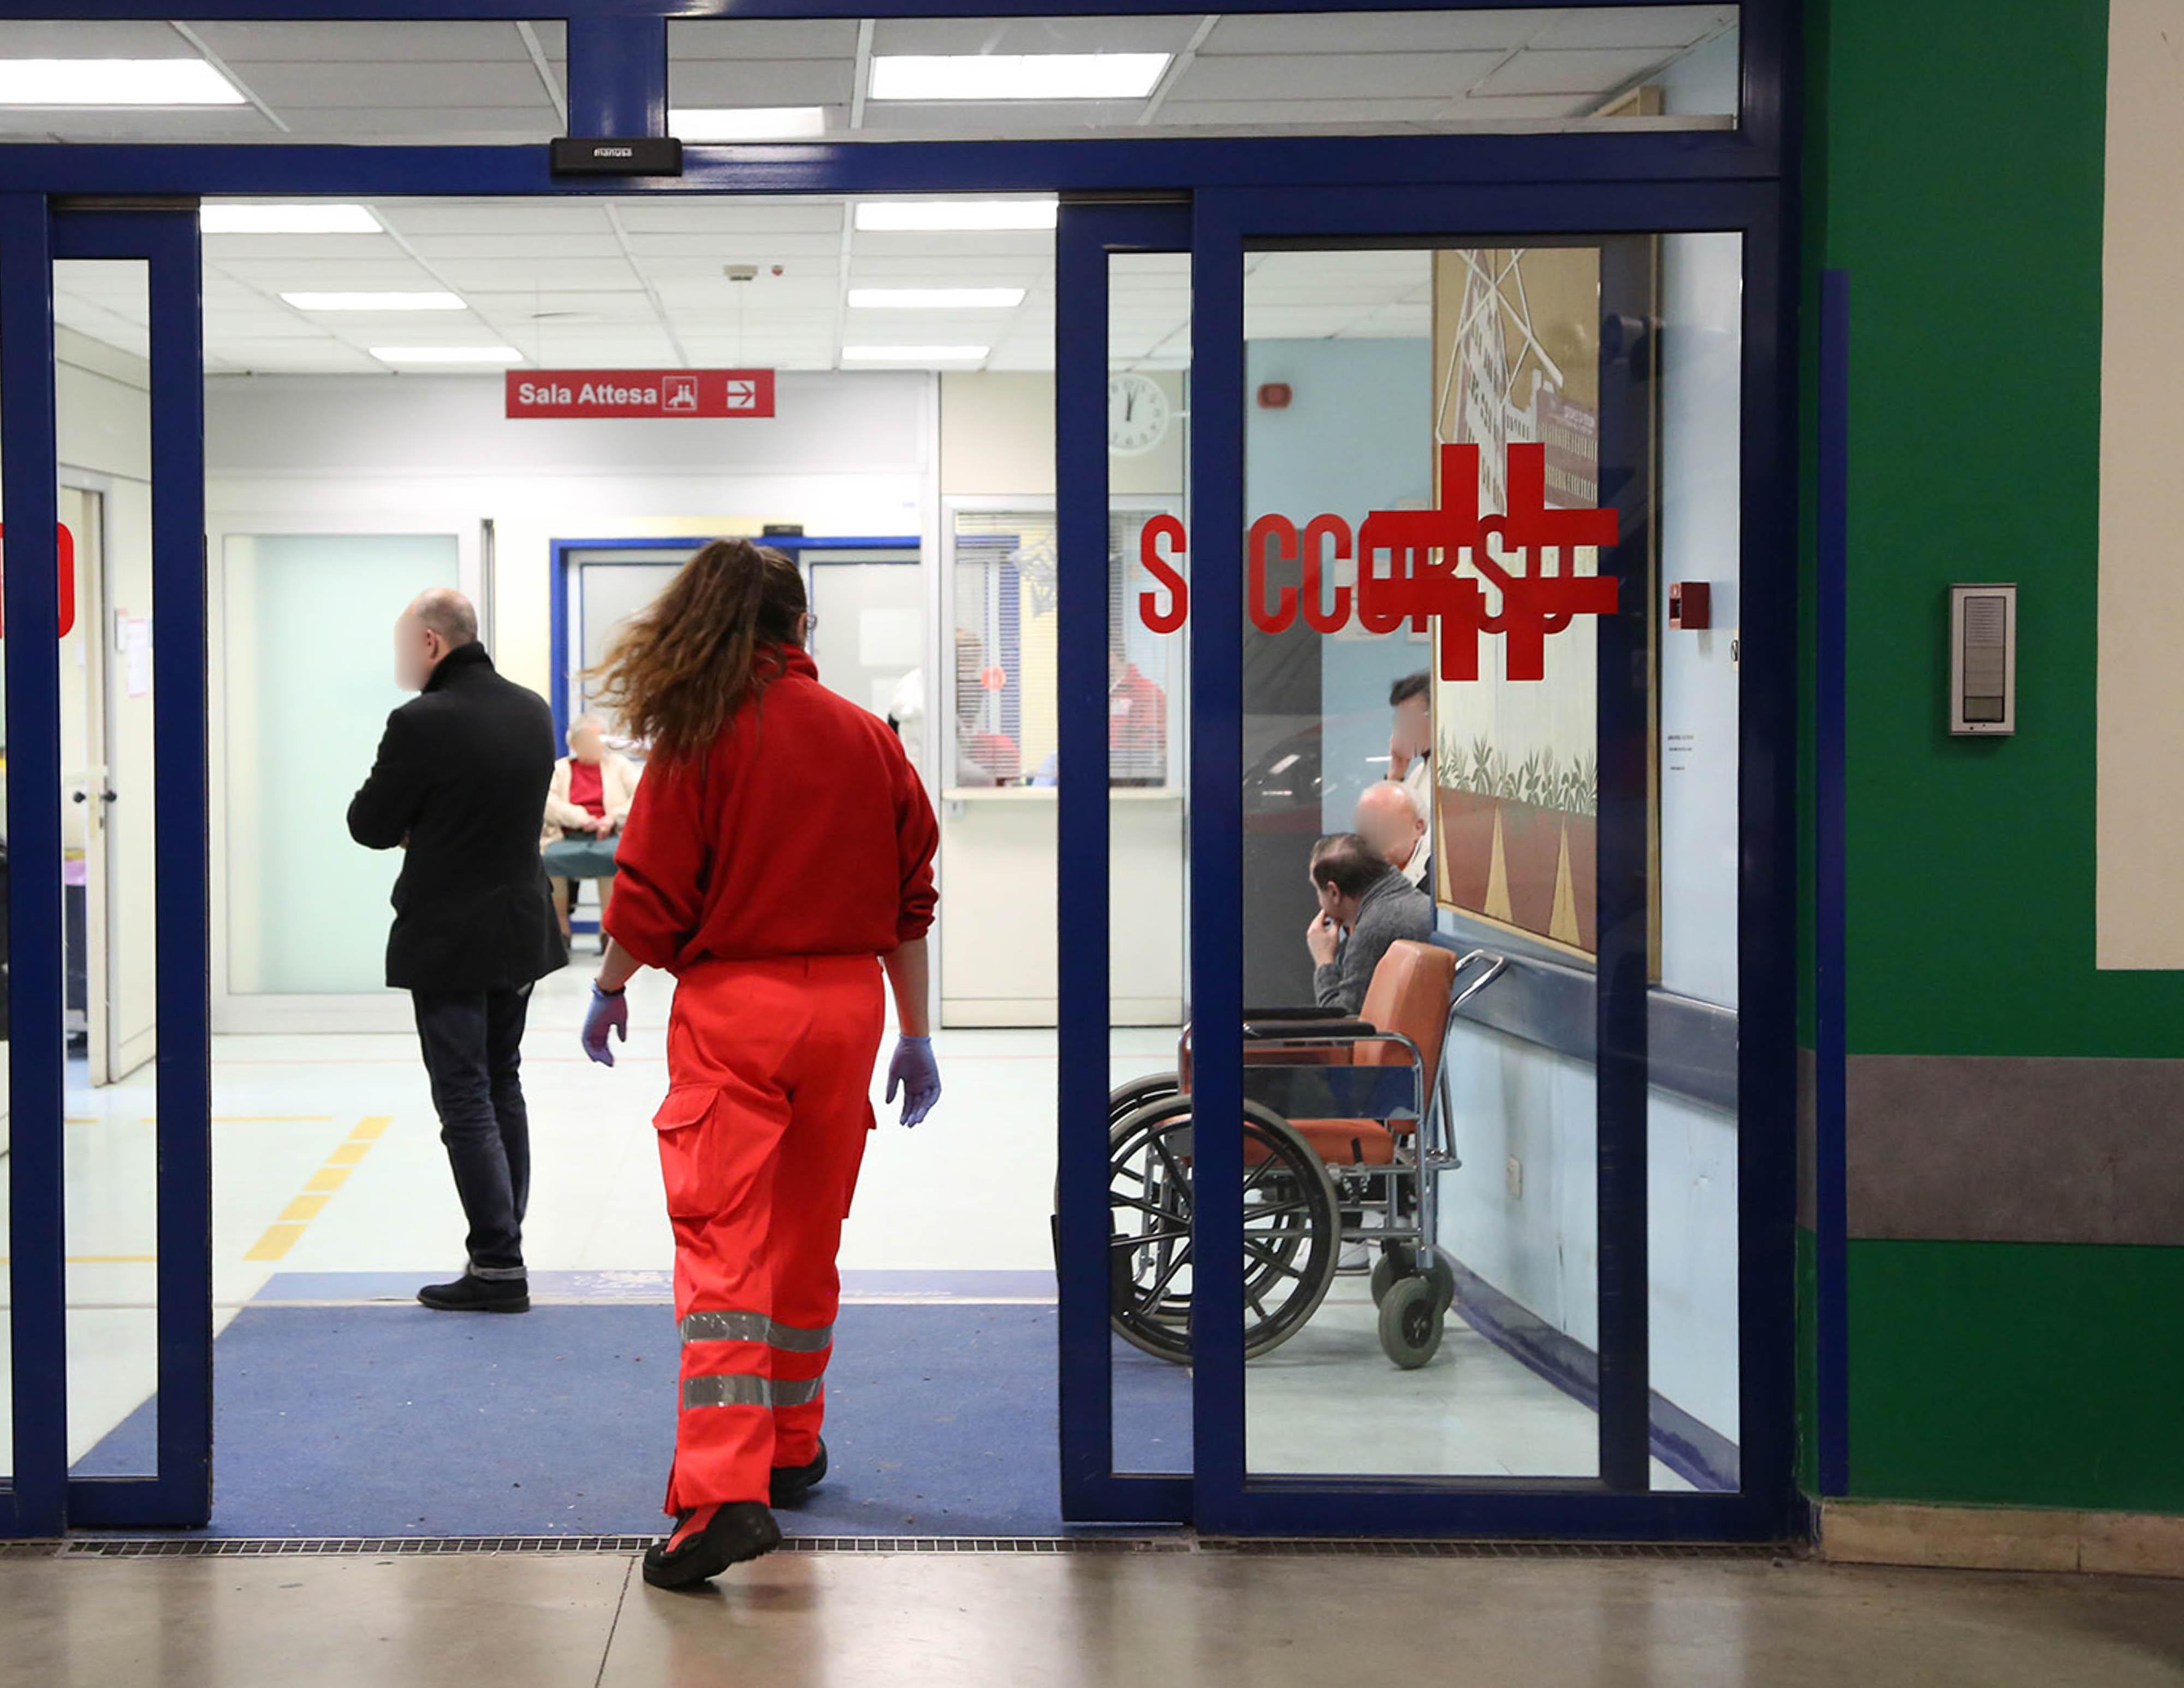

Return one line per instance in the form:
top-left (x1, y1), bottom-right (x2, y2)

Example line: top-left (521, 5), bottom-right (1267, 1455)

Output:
top-left (1174, 181), bottom-right (1796, 1537)
top-left (0, 0), bottom-right (1797, 1537)
top-left (3, 201), bottom-right (210, 1535)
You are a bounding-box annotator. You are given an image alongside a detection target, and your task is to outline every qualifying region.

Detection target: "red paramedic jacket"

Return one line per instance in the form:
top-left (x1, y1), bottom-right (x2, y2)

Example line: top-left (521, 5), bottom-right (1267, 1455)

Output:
top-left (604, 646), bottom-right (939, 974)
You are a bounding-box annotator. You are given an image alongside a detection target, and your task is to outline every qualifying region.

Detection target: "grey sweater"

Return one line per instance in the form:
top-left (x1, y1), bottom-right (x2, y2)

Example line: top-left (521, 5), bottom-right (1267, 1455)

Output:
top-left (1312, 866), bottom-right (1435, 1014)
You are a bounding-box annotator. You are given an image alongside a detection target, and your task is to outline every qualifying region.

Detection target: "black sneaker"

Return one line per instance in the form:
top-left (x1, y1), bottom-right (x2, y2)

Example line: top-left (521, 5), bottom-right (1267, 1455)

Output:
top-left (770, 1439), bottom-right (827, 1508)
top-left (643, 1502), bottom-right (782, 1589)
top-left (416, 1273), bottom-right (529, 1313)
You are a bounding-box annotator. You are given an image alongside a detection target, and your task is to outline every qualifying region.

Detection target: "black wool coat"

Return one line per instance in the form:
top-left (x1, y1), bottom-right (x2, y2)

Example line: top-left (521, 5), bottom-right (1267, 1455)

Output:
top-left (346, 643), bottom-right (569, 992)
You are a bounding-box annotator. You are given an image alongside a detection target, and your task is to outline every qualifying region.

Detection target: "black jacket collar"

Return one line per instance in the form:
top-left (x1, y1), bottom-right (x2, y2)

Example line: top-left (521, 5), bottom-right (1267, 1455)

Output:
top-left (425, 642), bottom-right (495, 692)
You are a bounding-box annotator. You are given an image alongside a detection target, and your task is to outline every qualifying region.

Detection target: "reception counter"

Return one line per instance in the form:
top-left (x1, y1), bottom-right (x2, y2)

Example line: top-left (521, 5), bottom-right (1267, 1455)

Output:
top-left (937, 786), bottom-right (1186, 1028)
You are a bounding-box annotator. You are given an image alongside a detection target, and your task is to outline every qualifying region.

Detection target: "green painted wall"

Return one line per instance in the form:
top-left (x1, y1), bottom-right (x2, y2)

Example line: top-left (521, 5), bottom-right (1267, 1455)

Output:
top-left (1813, 0), bottom-right (2184, 1060)
top-left (1847, 1240), bottom-right (2184, 1512)
top-left (1800, 0), bottom-right (2184, 1515)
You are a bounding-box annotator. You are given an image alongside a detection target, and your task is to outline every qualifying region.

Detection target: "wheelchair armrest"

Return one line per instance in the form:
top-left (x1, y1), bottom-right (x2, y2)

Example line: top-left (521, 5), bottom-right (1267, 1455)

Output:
top-left (1239, 1005), bottom-right (1351, 1021)
top-left (1244, 1017), bottom-right (1375, 1040)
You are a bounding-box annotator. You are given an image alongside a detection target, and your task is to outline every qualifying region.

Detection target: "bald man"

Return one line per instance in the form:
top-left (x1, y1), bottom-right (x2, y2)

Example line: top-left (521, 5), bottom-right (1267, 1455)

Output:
top-left (348, 589), bottom-right (567, 1314)
top-left (1356, 779), bottom-right (1431, 893)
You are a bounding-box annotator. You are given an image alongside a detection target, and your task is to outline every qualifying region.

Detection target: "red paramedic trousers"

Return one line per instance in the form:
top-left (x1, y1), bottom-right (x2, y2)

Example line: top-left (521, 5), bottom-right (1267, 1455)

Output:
top-left (651, 954), bottom-right (884, 1513)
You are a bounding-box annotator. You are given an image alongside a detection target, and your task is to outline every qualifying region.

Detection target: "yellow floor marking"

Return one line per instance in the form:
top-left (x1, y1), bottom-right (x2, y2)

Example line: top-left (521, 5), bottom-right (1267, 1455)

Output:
top-left (243, 1223), bottom-right (307, 1263)
top-left (240, 1116), bottom-right (388, 1263)
top-left (0, 1255), bottom-right (159, 1265)
top-left (139, 1114), bottom-right (336, 1124)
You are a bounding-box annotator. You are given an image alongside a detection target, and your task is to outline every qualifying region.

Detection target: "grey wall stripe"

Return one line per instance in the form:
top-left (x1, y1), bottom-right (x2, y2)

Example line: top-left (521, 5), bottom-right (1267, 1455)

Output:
top-left (679, 1310), bottom-right (834, 1352)
top-left (1847, 1053), bottom-right (2184, 1245)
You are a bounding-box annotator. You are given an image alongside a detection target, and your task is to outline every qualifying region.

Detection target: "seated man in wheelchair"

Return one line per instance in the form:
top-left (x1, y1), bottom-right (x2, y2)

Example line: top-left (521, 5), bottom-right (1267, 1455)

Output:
top-left (1303, 831), bottom-right (1433, 1015)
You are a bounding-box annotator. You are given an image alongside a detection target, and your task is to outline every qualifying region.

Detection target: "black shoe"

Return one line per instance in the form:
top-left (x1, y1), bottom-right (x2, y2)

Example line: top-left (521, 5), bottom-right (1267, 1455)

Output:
top-left (643, 1502), bottom-right (782, 1589)
top-left (417, 1273), bottom-right (529, 1313)
top-left (770, 1439), bottom-right (827, 1509)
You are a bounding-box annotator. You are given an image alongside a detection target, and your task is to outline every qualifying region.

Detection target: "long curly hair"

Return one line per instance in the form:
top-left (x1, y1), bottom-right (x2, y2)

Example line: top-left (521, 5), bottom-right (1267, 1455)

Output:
top-left (584, 538), bottom-right (807, 764)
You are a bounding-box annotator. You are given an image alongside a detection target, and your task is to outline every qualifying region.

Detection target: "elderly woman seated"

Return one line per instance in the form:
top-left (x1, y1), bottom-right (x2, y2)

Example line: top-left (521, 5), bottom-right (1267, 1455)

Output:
top-left (540, 712), bottom-right (641, 949)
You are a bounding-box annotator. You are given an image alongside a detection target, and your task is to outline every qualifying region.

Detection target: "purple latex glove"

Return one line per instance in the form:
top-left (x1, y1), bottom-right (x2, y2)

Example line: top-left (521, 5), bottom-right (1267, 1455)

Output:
top-left (885, 1035), bottom-right (940, 1127)
top-left (581, 983), bottom-right (628, 1066)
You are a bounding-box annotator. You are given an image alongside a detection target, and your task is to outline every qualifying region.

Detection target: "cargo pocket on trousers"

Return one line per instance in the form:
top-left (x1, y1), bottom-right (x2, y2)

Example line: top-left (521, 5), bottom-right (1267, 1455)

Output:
top-left (652, 1085), bottom-right (725, 1220)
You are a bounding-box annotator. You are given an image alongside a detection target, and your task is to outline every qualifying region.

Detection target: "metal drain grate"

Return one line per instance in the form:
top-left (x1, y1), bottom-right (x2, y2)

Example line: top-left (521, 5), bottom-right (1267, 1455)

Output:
top-left (1200, 1538), bottom-right (1793, 1560)
top-left (19, 1533), bottom-right (1192, 1559)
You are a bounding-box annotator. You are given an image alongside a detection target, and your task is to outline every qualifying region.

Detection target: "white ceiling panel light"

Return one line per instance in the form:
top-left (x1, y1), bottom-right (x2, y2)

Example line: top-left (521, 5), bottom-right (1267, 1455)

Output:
top-left (842, 344), bottom-right (989, 362)
top-left (282, 292), bottom-right (467, 312)
top-left (0, 58), bottom-right (245, 106)
top-left (869, 53), bottom-right (1170, 102)
top-left (847, 287), bottom-right (1026, 310)
top-left (202, 204), bottom-right (384, 235)
top-left (369, 345), bottom-right (523, 365)
top-left (670, 106), bottom-right (829, 141)
top-left (853, 199), bottom-right (1058, 233)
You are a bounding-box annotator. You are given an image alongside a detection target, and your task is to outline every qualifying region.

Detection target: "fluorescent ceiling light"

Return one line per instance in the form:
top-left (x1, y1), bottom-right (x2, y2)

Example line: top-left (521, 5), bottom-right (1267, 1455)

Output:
top-left (870, 53), bottom-right (1169, 103)
top-left (283, 292), bottom-right (465, 312)
top-left (0, 58), bottom-right (245, 106)
top-left (202, 204), bottom-right (383, 235)
top-left (842, 344), bottom-right (989, 362)
top-left (670, 106), bottom-right (827, 141)
top-left (854, 199), bottom-right (1058, 233)
top-left (848, 288), bottom-right (1026, 311)
top-left (369, 345), bottom-right (523, 365)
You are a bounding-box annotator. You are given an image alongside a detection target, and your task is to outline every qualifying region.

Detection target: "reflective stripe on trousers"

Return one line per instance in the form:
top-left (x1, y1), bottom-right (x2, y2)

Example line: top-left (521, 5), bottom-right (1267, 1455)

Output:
top-left (679, 1308), bottom-right (832, 1410)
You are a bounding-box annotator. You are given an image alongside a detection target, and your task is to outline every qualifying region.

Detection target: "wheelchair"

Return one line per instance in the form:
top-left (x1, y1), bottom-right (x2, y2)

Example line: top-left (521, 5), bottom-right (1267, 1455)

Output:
top-left (1103, 942), bottom-right (1506, 1370)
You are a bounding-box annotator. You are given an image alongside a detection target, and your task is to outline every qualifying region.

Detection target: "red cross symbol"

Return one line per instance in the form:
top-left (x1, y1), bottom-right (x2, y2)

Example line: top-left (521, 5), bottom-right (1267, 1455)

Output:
top-left (1357, 443), bottom-right (1619, 682)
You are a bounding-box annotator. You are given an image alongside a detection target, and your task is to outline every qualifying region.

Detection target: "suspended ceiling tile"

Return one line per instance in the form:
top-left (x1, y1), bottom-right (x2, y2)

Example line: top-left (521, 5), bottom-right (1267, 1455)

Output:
top-left (1153, 98), bottom-right (1459, 128)
top-left (0, 111), bottom-right (274, 141)
top-left (669, 19), bottom-right (863, 60)
top-left (1197, 12), bottom-right (1539, 56)
top-left (1171, 51), bottom-right (1509, 104)
top-left (856, 99), bottom-right (1147, 134)
top-left (213, 257), bottom-right (447, 287)
top-left (1446, 92), bottom-right (1605, 118)
top-left (1527, 5), bottom-right (1737, 50)
top-left (274, 109), bottom-right (559, 140)
top-left (378, 202), bottom-right (615, 236)
top-left (670, 58), bottom-right (856, 106)
top-left (466, 291), bottom-right (666, 323)
top-left (1474, 46), bottom-right (1687, 97)
top-left (427, 256), bottom-right (643, 291)
top-left (191, 20), bottom-right (537, 62)
top-left (237, 61), bottom-right (552, 109)
top-left (201, 233), bottom-right (411, 261)
top-left (627, 233), bottom-right (846, 263)
top-left (0, 20), bottom-right (194, 54)
top-left (871, 16), bottom-right (1203, 54)
top-left (615, 200), bottom-right (846, 236)
top-left (403, 233), bottom-right (628, 261)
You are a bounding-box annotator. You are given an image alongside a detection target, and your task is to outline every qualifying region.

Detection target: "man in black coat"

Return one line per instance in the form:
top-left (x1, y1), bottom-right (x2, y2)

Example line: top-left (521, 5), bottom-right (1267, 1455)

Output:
top-left (348, 587), bottom-right (567, 1313)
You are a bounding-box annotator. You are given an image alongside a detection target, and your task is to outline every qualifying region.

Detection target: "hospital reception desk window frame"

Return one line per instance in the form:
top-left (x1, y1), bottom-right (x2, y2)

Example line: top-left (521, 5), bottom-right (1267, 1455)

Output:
top-left (0, 0), bottom-right (1799, 1544)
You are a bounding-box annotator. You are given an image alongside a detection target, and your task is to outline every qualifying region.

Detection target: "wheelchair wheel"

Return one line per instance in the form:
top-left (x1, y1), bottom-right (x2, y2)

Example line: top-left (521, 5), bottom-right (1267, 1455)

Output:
top-left (1369, 1251), bottom-right (1403, 1309)
top-left (1107, 1095), bottom-right (1342, 1364)
top-left (1423, 1253), bottom-right (1457, 1315)
top-left (1108, 1071), bottom-right (1181, 1130)
top-left (1377, 1273), bottom-right (1444, 1370)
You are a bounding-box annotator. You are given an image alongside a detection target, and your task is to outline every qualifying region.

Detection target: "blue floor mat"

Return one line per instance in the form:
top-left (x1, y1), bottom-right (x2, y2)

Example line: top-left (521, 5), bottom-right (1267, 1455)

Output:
top-left (78, 1302), bottom-right (1192, 1537)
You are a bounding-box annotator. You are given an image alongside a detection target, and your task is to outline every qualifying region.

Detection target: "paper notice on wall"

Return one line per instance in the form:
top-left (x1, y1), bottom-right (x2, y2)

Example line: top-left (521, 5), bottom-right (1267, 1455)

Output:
top-left (123, 616), bottom-right (152, 697)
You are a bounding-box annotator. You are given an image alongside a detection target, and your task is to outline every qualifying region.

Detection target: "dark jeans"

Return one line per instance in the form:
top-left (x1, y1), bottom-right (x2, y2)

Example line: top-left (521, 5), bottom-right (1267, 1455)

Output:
top-left (412, 984), bottom-right (535, 1280)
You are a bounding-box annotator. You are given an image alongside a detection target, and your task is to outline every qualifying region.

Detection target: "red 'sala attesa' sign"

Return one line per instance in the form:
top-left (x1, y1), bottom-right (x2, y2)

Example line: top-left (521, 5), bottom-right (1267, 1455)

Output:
top-left (505, 368), bottom-right (775, 420)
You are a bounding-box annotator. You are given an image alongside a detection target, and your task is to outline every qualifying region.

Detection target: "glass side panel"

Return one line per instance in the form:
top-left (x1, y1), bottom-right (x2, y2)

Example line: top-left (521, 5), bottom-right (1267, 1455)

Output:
top-left (223, 532), bottom-right (460, 995)
top-left (1106, 249), bottom-right (1191, 1475)
top-left (51, 260), bottom-right (164, 1477)
top-left (671, 9), bottom-right (1738, 141)
top-left (1228, 236), bottom-right (1742, 1489)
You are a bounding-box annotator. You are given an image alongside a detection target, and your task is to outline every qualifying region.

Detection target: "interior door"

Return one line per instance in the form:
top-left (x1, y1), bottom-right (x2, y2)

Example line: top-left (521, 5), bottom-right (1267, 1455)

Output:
top-left (1175, 184), bottom-right (1789, 1538)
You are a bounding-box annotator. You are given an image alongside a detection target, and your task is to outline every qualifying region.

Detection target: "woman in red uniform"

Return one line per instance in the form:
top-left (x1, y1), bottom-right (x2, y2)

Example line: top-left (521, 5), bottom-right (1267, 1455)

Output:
top-left (577, 538), bottom-right (941, 1589)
